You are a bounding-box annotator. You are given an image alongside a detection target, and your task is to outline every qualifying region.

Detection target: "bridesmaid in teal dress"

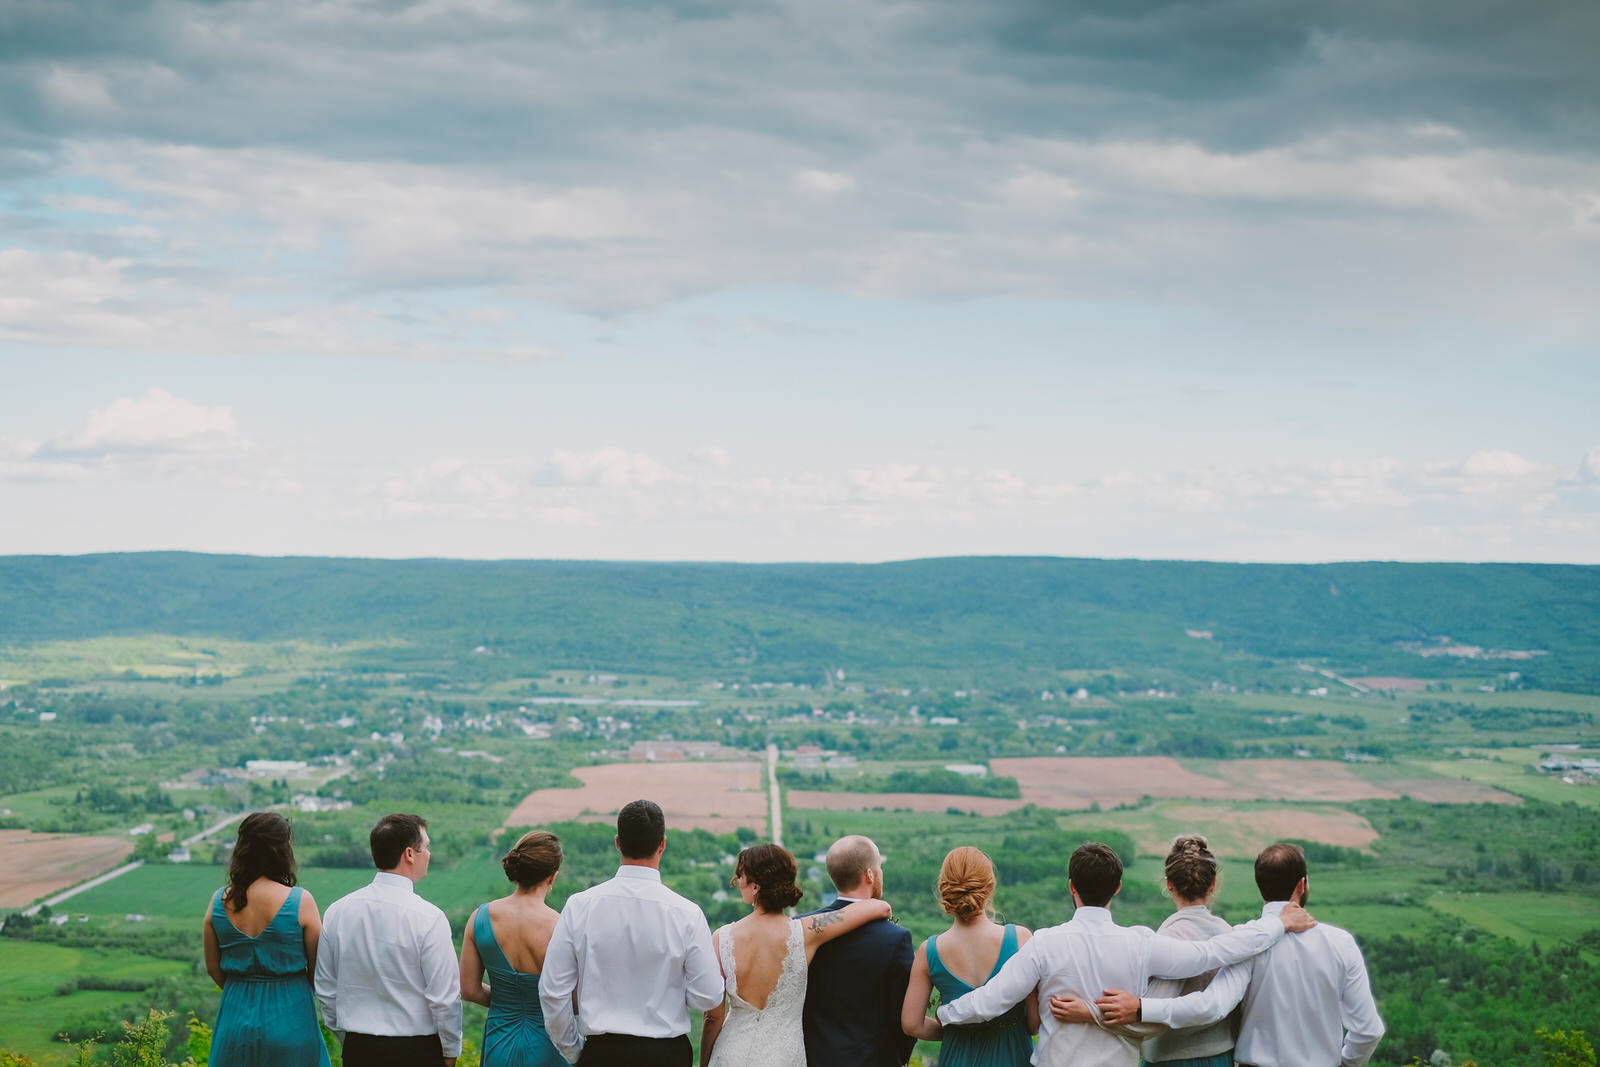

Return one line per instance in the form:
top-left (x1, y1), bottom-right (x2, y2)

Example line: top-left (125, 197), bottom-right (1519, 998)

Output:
top-left (460, 830), bottom-right (565, 1067)
top-left (902, 846), bottom-right (1037, 1067)
top-left (202, 812), bottom-right (331, 1067)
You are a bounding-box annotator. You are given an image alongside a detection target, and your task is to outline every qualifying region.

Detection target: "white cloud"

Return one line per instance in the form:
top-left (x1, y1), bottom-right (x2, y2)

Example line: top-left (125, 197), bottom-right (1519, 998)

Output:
top-left (793, 170), bottom-right (856, 196)
top-left (381, 460), bottom-right (523, 519)
top-left (541, 448), bottom-right (684, 488)
top-left (1460, 449), bottom-right (1543, 480)
top-left (690, 445), bottom-right (731, 468)
top-left (44, 388), bottom-right (247, 459)
top-left (1582, 445), bottom-right (1600, 481)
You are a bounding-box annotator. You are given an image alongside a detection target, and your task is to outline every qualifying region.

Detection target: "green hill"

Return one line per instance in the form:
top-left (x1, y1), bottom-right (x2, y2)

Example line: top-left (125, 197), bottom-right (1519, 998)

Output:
top-left (1, 554), bottom-right (1596, 687)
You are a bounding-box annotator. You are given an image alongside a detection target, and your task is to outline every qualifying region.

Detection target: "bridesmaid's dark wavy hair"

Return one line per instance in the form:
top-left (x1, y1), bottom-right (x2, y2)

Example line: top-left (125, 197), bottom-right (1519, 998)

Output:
top-left (226, 812), bottom-right (297, 911)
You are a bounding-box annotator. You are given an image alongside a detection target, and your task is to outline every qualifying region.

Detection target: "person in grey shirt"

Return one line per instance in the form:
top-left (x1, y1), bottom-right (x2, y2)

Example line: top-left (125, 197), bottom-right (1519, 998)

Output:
top-left (1091, 842), bottom-right (1385, 1067)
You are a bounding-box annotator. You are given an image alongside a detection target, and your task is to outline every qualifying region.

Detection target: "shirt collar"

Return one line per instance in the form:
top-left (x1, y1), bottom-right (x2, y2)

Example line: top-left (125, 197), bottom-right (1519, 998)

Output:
top-left (834, 895), bottom-right (862, 903)
top-left (1261, 900), bottom-right (1289, 917)
top-left (1174, 904), bottom-right (1214, 917)
top-left (1070, 905), bottom-right (1115, 925)
top-left (616, 864), bottom-right (662, 882)
top-left (373, 871), bottom-right (414, 893)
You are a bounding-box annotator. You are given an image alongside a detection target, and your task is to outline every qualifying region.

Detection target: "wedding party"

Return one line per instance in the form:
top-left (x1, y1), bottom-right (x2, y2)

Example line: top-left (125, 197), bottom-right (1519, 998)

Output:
top-left (205, 800), bottom-right (1382, 1067)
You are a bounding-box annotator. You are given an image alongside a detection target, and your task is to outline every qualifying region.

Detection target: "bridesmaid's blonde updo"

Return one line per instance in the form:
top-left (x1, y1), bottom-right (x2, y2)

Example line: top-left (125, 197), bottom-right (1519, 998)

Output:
top-left (938, 846), bottom-right (997, 921)
top-left (502, 830), bottom-right (562, 890)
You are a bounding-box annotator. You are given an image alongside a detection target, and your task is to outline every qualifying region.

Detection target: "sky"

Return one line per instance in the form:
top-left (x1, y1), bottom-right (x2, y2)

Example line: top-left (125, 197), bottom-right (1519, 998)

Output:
top-left (2, 0), bottom-right (1598, 563)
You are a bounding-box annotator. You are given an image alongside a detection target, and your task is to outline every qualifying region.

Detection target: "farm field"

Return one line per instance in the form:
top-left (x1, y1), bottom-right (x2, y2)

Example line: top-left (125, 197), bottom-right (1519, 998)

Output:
top-left (0, 831), bottom-right (135, 908)
top-left (504, 760), bottom-right (767, 833)
top-left (0, 942), bottom-right (190, 1066)
top-left (1414, 758), bottom-right (1600, 807)
top-left (1428, 891), bottom-right (1600, 949)
top-left (1056, 800), bottom-right (1380, 857)
top-left (64, 861), bottom-right (516, 921)
top-left (784, 790), bottom-right (1020, 816)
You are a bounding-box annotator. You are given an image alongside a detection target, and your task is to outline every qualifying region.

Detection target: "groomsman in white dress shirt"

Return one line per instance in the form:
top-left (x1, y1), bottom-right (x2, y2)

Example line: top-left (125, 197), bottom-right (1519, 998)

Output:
top-left (1101, 842), bottom-right (1385, 1067)
top-left (315, 813), bottom-right (462, 1067)
top-left (936, 842), bottom-right (1313, 1067)
top-left (540, 798), bottom-right (724, 1067)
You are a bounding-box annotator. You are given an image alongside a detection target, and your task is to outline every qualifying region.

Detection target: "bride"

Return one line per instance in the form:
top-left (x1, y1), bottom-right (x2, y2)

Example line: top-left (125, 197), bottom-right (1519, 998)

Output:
top-left (700, 843), bottom-right (892, 1067)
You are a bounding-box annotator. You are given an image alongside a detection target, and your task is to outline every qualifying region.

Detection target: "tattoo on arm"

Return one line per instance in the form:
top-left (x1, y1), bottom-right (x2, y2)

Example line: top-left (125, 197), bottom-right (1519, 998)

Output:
top-left (808, 912), bottom-right (845, 934)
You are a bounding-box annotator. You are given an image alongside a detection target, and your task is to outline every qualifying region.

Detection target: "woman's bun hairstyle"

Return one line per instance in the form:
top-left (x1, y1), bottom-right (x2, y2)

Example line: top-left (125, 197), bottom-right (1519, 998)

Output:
top-left (1164, 833), bottom-right (1219, 903)
top-left (938, 846), bottom-right (996, 921)
top-left (735, 843), bottom-right (804, 912)
top-left (502, 830), bottom-right (563, 889)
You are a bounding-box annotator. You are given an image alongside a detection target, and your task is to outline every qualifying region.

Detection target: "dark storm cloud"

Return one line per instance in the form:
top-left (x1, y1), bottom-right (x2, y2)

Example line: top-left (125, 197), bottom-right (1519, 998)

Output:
top-left (2, 0), bottom-right (1595, 168)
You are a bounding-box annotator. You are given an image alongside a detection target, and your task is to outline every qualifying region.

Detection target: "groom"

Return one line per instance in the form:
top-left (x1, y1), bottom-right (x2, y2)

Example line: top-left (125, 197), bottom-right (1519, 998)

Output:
top-left (801, 835), bottom-right (916, 1067)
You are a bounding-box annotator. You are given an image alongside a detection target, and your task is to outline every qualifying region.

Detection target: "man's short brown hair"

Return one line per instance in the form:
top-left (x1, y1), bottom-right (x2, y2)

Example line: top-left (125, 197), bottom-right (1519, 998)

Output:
top-left (1068, 842), bottom-right (1123, 907)
top-left (1255, 841), bottom-right (1308, 902)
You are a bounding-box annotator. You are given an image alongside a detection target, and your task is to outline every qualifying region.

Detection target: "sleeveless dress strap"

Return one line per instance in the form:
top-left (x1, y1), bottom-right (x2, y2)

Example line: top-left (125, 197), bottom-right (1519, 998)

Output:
top-left (993, 923), bottom-right (1018, 978)
top-left (924, 933), bottom-right (951, 984)
top-left (474, 905), bottom-right (513, 973)
top-left (716, 925), bottom-right (739, 1001)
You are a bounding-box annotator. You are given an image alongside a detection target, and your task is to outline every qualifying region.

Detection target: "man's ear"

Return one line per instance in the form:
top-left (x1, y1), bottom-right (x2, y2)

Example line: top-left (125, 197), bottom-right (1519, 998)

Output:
top-left (1114, 881), bottom-right (1122, 898)
top-left (1068, 880), bottom-right (1080, 906)
top-left (614, 835), bottom-right (622, 855)
top-left (1294, 876), bottom-right (1308, 904)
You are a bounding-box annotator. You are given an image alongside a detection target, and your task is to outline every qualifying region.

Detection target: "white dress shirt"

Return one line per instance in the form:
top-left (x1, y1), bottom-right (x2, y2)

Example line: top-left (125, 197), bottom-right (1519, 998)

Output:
top-left (539, 865), bottom-right (724, 1065)
top-left (313, 872), bottom-right (463, 1057)
top-left (1140, 901), bottom-right (1385, 1067)
top-left (936, 905), bottom-right (1285, 1067)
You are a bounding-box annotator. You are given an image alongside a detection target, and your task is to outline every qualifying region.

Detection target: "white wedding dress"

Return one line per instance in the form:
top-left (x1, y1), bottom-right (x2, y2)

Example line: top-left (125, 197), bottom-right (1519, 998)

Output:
top-left (707, 918), bottom-right (809, 1067)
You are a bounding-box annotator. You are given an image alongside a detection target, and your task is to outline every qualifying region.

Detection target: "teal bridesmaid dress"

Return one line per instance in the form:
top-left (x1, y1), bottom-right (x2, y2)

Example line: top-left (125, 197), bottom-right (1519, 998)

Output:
top-left (928, 924), bottom-right (1034, 1067)
top-left (209, 886), bottom-right (332, 1067)
top-left (473, 904), bottom-right (565, 1067)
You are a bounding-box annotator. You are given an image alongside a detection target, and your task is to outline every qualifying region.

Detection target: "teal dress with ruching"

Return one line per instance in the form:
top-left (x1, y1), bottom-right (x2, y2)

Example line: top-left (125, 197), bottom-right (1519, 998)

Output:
top-left (928, 924), bottom-right (1034, 1067)
top-left (209, 886), bottom-right (332, 1067)
top-left (473, 904), bottom-right (565, 1067)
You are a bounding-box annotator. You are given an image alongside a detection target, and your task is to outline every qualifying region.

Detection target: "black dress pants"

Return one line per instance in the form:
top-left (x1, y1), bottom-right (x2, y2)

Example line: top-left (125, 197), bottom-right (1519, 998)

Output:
top-left (342, 1032), bottom-right (446, 1067)
top-left (577, 1033), bottom-right (692, 1067)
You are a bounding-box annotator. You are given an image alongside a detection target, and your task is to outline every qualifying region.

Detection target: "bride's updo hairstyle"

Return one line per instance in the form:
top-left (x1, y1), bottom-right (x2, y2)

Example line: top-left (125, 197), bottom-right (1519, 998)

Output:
top-left (938, 846), bottom-right (997, 921)
top-left (1164, 833), bottom-right (1219, 903)
top-left (502, 830), bottom-right (563, 890)
top-left (735, 843), bottom-right (804, 912)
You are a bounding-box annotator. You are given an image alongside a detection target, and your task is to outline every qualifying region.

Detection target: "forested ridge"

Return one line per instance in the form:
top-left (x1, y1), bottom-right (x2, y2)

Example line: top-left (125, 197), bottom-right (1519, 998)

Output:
top-left (2, 553), bottom-right (1597, 687)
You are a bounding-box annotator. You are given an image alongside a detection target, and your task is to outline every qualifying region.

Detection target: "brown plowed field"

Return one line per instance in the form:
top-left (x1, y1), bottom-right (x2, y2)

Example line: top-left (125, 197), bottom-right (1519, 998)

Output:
top-left (1209, 759), bottom-right (1400, 802)
top-left (0, 831), bottom-right (134, 908)
top-left (786, 791), bottom-right (1023, 816)
top-left (991, 757), bottom-right (1257, 810)
top-left (1162, 805), bottom-right (1379, 851)
top-left (504, 761), bottom-right (767, 834)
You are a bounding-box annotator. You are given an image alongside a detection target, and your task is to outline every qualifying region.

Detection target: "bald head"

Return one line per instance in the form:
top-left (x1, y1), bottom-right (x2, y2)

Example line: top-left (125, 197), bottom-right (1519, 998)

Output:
top-left (826, 835), bottom-right (882, 898)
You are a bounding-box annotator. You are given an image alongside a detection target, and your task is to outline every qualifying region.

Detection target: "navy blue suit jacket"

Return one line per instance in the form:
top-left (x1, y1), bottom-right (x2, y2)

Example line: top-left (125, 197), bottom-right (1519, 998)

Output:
top-left (800, 898), bottom-right (916, 1067)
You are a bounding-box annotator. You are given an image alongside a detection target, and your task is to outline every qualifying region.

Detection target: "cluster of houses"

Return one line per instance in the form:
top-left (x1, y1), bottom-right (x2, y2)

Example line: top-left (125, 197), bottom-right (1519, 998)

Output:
top-left (1539, 753), bottom-right (1600, 783)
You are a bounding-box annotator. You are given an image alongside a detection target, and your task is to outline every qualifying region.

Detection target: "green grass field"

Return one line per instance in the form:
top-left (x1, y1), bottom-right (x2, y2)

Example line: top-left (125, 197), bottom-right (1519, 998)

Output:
top-left (64, 859), bottom-right (516, 921)
top-left (0, 942), bottom-right (190, 1066)
top-left (1414, 758), bottom-right (1600, 807)
top-left (1427, 891), bottom-right (1600, 948)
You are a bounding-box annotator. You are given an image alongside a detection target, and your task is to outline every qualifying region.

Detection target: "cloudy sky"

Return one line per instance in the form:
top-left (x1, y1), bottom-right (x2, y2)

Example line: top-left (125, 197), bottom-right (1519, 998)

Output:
top-left (3, 0), bottom-right (1597, 562)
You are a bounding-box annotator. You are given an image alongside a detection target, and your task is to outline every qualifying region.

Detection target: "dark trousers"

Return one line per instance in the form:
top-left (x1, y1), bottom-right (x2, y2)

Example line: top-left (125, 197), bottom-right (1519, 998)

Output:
top-left (342, 1032), bottom-right (445, 1067)
top-left (578, 1033), bottom-right (691, 1067)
